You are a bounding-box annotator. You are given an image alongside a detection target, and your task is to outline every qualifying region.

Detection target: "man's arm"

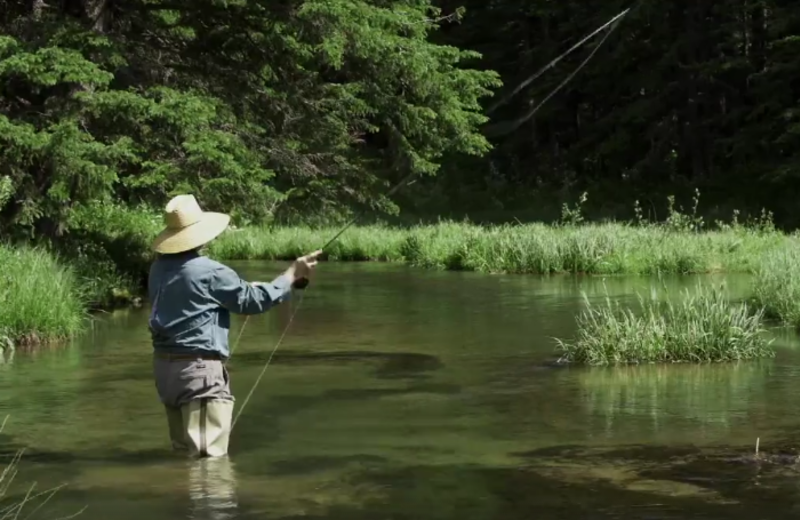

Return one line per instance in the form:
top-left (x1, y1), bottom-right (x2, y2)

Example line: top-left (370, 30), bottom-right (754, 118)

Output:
top-left (208, 264), bottom-right (293, 315)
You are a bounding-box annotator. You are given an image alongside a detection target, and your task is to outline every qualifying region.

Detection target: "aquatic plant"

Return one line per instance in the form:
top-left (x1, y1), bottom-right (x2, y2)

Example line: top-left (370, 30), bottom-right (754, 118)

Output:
top-left (0, 245), bottom-right (87, 346)
top-left (751, 244), bottom-right (800, 328)
top-left (554, 282), bottom-right (774, 365)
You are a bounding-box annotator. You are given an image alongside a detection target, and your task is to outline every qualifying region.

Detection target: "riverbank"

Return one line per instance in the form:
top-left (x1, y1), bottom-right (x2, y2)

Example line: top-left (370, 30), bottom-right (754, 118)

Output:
top-left (5, 216), bottom-right (800, 355)
top-left (209, 221), bottom-right (792, 275)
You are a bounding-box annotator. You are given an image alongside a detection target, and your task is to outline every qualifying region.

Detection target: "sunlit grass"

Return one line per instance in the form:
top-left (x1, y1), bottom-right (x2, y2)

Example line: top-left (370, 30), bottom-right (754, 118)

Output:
top-left (751, 243), bottom-right (800, 328)
top-left (555, 282), bottom-right (774, 365)
top-left (209, 221), bottom-right (790, 275)
top-left (0, 245), bottom-right (87, 347)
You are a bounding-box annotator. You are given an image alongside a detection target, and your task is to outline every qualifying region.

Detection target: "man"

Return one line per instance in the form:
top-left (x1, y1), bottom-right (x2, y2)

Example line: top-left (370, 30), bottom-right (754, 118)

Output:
top-left (148, 194), bottom-right (322, 458)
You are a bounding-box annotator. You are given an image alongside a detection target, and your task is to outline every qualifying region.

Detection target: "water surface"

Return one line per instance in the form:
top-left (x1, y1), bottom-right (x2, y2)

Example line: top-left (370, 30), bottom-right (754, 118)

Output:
top-left (2, 262), bottom-right (800, 519)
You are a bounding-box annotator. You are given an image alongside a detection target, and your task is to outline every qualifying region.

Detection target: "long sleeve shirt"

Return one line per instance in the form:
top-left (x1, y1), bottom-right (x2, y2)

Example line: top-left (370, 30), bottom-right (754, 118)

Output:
top-left (147, 250), bottom-right (292, 359)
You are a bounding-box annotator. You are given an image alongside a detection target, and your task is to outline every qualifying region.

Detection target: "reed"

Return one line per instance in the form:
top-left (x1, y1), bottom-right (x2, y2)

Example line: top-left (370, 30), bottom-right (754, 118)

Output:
top-left (0, 245), bottom-right (87, 347)
top-left (209, 221), bottom-right (790, 275)
top-left (751, 243), bottom-right (800, 328)
top-left (555, 282), bottom-right (774, 365)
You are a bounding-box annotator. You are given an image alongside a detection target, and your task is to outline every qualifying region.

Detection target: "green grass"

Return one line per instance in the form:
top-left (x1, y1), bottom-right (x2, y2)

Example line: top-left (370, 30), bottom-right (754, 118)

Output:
top-left (555, 283), bottom-right (775, 365)
top-left (0, 245), bottom-right (87, 347)
top-left (3, 195), bottom-right (798, 365)
top-left (210, 221), bottom-right (791, 275)
top-left (751, 242), bottom-right (800, 328)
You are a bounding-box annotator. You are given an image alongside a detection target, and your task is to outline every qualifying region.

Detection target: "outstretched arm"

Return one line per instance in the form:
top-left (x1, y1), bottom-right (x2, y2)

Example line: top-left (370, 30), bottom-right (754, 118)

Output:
top-left (208, 264), bottom-right (293, 315)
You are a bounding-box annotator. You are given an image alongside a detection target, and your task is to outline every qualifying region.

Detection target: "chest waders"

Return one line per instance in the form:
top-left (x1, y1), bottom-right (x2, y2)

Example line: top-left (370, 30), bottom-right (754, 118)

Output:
top-left (180, 398), bottom-right (234, 458)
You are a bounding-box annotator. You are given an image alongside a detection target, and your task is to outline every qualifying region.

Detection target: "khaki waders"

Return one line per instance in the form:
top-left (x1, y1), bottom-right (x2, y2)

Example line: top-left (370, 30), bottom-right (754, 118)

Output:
top-left (154, 353), bottom-right (235, 458)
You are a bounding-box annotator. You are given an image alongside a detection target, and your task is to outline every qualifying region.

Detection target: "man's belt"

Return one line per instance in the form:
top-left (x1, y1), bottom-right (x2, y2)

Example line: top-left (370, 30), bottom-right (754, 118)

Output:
top-left (153, 351), bottom-right (225, 361)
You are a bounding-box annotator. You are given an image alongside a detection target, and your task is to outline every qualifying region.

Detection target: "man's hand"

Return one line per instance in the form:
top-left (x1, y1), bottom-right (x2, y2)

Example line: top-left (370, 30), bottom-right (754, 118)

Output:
top-left (286, 250), bottom-right (323, 285)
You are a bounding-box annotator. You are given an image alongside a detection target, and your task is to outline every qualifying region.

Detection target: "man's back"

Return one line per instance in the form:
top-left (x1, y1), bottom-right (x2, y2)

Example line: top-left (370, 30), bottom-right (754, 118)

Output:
top-left (148, 250), bottom-right (231, 357)
top-left (148, 250), bottom-right (294, 358)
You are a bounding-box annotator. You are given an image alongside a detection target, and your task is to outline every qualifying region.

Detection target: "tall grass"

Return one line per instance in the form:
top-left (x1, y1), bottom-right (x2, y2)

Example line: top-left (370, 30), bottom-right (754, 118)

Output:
top-left (209, 221), bottom-right (790, 275)
top-left (0, 245), bottom-right (87, 346)
top-left (751, 243), bottom-right (800, 328)
top-left (555, 282), bottom-right (774, 365)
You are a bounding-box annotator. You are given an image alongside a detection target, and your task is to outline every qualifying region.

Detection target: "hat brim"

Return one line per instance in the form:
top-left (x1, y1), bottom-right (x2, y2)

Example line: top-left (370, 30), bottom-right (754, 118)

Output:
top-left (151, 212), bottom-right (231, 254)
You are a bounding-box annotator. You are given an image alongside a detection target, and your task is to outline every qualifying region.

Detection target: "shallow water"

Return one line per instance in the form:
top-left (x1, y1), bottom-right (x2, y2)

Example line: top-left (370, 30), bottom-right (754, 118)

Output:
top-left (3, 263), bottom-right (800, 519)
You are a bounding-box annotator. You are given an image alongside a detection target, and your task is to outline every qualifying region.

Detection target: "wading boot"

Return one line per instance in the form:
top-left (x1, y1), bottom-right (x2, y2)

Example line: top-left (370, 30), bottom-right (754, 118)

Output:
top-left (181, 398), bottom-right (234, 458)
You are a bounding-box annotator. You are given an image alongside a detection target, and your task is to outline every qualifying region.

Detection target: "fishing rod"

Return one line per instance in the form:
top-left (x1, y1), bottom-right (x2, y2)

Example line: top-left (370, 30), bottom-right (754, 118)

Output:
top-left (230, 7), bottom-right (632, 429)
top-left (290, 170), bottom-right (418, 290)
top-left (229, 171), bottom-right (416, 428)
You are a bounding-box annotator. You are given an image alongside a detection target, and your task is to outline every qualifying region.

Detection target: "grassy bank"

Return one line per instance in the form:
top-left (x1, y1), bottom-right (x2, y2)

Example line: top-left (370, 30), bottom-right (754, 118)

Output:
top-left (210, 221), bottom-right (792, 275)
top-left (5, 199), bottom-right (800, 359)
top-left (751, 244), bottom-right (800, 328)
top-left (555, 283), bottom-right (775, 365)
top-left (0, 245), bottom-right (87, 347)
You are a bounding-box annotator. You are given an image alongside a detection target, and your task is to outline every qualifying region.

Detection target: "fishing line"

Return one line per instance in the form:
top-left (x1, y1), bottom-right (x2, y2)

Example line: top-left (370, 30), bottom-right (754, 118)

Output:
top-left (229, 7), bottom-right (633, 429)
top-left (487, 12), bottom-right (625, 136)
top-left (229, 171), bottom-right (417, 430)
top-left (485, 7), bottom-right (630, 116)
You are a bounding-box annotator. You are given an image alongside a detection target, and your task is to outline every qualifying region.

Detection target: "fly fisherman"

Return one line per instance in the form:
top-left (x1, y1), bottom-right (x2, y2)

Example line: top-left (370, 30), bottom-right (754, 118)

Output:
top-left (148, 194), bottom-right (322, 457)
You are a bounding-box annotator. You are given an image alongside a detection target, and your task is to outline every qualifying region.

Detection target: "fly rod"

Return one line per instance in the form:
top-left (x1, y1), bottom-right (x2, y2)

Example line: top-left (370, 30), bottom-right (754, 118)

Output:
top-left (230, 6), bottom-right (632, 428)
top-left (290, 170), bottom-right (417, 290)
top-left (230, 171), bottom-right (417, 428)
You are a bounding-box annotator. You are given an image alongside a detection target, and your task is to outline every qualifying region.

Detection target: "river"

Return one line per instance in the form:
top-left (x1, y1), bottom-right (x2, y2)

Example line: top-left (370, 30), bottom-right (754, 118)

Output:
top-left (2, 262), bottom-right (800, 519)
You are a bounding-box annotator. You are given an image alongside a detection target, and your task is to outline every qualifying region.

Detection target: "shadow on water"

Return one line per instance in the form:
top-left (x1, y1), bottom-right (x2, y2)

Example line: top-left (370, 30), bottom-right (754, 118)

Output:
top-left (267, 456), bottom-right (799, 520)
top-left (233, 350), bottom-right (444, 380)
top-left (266, 454), bottom-right (388, 477)
top-left (262, 441), bottom-right (800, 520)
top-left (0, 446), bottom-right (179, 466)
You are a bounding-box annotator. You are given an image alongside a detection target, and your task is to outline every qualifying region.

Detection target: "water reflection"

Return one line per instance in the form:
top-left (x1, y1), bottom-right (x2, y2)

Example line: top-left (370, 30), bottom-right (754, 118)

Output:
top-left (188, 457), bottom-right (239, 520)
top-left (573, 361), bottom-right (773, 439)
top-left (0, 347), bottom-right (12, 368)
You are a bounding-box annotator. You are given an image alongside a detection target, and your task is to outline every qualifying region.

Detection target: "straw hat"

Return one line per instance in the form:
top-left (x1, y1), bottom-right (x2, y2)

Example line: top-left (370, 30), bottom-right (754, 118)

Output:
top-left (151, 195), bottom-right (231, 254)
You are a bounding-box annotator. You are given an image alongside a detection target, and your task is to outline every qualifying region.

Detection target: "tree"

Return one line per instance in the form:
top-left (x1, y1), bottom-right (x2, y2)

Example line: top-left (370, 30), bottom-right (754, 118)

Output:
top-left (0, 0), bottom-right (501, 235)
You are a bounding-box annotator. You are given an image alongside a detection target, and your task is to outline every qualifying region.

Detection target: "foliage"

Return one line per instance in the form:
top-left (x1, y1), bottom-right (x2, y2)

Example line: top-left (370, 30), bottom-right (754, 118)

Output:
top-left (414, 0), bottom-right (800, 228)
top-left (0, 0), bottom-right (500, 235)
top-left (555, 282), bottom-right (774, 365)
top-left (55, 202), bottom-right (160, 308)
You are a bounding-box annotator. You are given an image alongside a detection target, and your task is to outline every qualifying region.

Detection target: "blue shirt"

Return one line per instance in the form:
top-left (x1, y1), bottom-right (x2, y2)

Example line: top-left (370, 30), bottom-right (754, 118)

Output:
top-left (147, 250), bottom-right (293, 358)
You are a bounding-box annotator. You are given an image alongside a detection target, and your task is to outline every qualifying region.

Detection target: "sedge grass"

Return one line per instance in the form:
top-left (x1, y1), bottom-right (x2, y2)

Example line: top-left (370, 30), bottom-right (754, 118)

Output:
top-left (751, 243), bottom-right (800, 328)
top-left (0, 245), bottom-right (87, 346)
top-left (209, 221), bottom-right (790, 275)
top-left (555, 282), bottom-right (774, 365)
